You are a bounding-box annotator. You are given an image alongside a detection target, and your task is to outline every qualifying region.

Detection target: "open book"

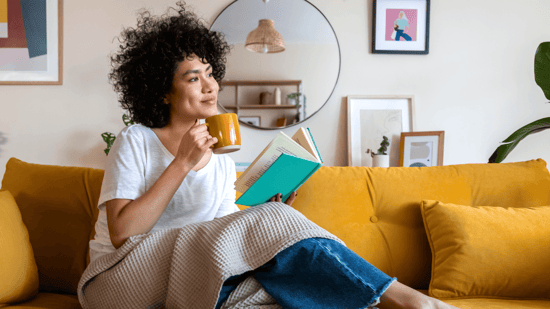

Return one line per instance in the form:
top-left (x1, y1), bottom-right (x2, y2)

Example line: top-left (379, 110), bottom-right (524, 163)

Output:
top-left (235, 127), bottom-right (323, 206)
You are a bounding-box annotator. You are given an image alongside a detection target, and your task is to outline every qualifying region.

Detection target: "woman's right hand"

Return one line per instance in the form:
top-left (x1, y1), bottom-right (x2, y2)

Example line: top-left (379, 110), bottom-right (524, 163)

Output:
top-left (175, 119), bottom-right (218, 170)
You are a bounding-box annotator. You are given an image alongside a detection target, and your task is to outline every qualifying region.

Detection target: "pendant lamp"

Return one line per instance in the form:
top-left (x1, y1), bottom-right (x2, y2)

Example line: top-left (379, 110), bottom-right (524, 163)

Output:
top-left (245, 19), bottom-right (285, 53)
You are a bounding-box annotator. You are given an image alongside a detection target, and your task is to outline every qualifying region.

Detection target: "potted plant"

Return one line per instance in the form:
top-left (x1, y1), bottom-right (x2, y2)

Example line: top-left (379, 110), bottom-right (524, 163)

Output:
top-left (489, 42), bottom-right (550, 163)
top-left (367, 136), bottom-right (390, 167)
top-left (286, 92), bottom-right (302, 107)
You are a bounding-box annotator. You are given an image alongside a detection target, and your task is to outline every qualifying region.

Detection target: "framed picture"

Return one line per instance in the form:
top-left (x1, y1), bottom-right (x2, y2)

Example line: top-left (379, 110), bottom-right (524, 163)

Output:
top-left (399, 131), bottom-right (444, 167)
top-left (372, 0), bottom-right (430, 54)
top-left (239, 116), bottom-right (261, 126)
top-left (0, 0), bottom-right (63, 85)
top-left (347, 95), bottom-right (415, 167)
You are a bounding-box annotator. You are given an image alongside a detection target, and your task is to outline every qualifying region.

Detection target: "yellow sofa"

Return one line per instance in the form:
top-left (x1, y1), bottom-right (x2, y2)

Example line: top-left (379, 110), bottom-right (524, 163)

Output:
top-left (1, 157), bottom-right (550, 308)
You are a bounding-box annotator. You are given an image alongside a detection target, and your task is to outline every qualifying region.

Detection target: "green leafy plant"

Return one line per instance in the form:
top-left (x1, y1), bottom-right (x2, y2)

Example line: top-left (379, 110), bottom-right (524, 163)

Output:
top-left (287, 92), bottom-right (302, 107)
top-left (488, 42), bottom-right (550, 163)
top-left (102, 114), bottom-right (134, 155)
top-left (366, 135), bottom-right (390, 156)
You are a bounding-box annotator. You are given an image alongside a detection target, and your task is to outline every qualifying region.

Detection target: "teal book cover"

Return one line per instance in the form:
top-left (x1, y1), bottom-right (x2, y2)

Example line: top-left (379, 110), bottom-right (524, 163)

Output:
top-left (235, 153), bottom-right (321, 207)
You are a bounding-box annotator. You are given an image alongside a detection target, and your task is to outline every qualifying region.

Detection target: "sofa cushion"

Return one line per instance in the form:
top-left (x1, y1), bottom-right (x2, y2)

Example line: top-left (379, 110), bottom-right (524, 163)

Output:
top-left (0, 158), bottom-right (104, 295)
top-left (421, 200), bottom-right (550, 299)
top-left (0, 190), bottom-right (39, 305)
top-left (1, 292), bottom-right (81, 309)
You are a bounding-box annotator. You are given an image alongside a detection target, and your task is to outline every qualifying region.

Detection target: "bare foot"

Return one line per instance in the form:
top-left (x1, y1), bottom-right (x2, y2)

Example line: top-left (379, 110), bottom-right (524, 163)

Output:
top-left (376, 280), bottom-right (460, 309)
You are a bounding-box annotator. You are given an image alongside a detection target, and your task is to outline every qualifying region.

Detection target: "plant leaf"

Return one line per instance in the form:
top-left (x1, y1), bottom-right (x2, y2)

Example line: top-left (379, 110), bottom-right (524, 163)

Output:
top-left (535, 42), bottom-right (550, 100)
top-left (488, 117), bottom-right (550, 163)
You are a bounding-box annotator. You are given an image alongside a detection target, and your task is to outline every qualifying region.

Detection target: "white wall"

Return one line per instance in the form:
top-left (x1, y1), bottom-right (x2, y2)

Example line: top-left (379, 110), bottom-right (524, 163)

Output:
top-left (1, 0), bottom-right (549, 178)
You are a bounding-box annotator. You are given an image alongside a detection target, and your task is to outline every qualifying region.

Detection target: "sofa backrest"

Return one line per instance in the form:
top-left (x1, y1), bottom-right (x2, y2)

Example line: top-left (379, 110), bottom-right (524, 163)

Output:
top-left (286, 159), bottom-right (550, 289)
top-left (1, 158), bottom-right (104, 295)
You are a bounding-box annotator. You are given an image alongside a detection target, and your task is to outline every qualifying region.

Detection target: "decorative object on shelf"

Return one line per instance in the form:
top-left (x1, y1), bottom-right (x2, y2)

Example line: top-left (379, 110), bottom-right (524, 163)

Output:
top-left (259, 91), bottom-right (272, 105)
top-left (239, 116), bottom-right (261, 126)
top-left (347, 95), bottom-right (415, 167)
top-left (287, 92), bottom-right (302, 106)
top-left (372, 0), bottom-right (430, 55)
top-left (211, 0), bottom-right (341, 130)
top-left (274, 87), bottom-right (281, 105)
top-left (489, 42), bottom-right (550, 163)
top-left (276, 117), bottom-right (287, 127)
top-left (0, 0), bottom-right (63, 84)
top-left (101, 114), bottom-right (135, 155)
top-left (366, 136), bottom-right (390, 167)
top-left (399, 131), bottom-right (444, 167)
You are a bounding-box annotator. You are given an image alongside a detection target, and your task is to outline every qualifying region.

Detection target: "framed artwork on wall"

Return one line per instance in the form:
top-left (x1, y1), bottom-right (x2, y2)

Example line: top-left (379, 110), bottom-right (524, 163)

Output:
top-left (372, 0), bottom-right (430, 54)
top-left (347, 95), bottom-right (415, 167)
top-left (239, 116), bottom-right (261, 127)
top-left (0, 0), bottom-right (63, 85)
top-left (399, 131), bottom-right (444, 167)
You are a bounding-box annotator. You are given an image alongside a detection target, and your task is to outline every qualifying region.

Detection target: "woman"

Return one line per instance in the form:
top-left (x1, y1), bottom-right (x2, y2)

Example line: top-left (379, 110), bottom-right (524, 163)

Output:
top-left (86, 2), bottom-right (458, 308)
top-left (394, 11), bottom-right (413, 41)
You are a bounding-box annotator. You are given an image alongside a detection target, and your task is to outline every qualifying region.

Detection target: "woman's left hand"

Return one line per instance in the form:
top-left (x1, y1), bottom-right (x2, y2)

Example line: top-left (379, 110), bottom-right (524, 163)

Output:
top-left (270, 191), bottom-right (298, 206)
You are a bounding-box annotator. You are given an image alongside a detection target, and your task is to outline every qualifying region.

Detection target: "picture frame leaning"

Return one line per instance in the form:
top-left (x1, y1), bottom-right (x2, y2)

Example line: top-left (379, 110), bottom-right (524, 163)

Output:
top-left (399, 131), bottom-right (445, 167)
top-left (0, 0), bottom-right (63, 85)
top-left (347, 95), bottom-right (415, 167)
top-left (372, 0), bottom-right (430, 54)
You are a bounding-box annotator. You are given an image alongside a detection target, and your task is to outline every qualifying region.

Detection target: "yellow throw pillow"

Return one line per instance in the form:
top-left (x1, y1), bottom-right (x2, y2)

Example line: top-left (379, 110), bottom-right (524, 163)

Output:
top-left (421, 200), bottom-right (550, 300)
top-left (0, 190), bottom-right (39, 304)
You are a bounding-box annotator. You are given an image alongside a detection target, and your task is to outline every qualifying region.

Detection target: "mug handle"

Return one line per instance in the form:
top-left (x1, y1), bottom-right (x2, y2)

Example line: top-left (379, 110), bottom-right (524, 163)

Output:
top-left (203, 122), bottom-right (215, 149)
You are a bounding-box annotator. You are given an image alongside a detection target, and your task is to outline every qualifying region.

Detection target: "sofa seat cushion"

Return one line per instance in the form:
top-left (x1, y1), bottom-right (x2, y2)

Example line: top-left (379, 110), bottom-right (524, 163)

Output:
top-left (0, 158), bottom-right (104, 295)
top-left (443, 298), bottom-right (550, 309)
top-left (1, 293), bottom-right (81, 309)
top-left (0, 190), bottom-right (39, 305)
top-left (421, 200), bottom-right (550, 299)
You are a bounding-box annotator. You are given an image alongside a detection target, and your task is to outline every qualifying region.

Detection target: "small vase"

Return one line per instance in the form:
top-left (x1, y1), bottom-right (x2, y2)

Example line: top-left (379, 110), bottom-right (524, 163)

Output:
top-left (286, 98), bottom-right (296, 106)
top-left (373, 154), bottom-right (390, 168)
top-left (274, 88), bottom-right (281, 105)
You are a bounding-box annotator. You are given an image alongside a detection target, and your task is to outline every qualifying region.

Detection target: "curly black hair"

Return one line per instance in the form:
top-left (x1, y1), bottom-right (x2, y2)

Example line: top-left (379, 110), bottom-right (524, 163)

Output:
top-left (108, 1), bottom-right (231, 128)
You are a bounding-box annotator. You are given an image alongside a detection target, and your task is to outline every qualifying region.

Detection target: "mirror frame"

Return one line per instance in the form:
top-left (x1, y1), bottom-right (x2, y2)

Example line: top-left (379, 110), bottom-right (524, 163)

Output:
top-left (211, 0), bottom-right (341, 130)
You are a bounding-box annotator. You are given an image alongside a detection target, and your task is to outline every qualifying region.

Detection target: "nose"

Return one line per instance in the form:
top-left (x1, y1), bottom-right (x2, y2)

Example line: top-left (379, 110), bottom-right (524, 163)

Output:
top-left (202, 76), bottom-right (218, 94)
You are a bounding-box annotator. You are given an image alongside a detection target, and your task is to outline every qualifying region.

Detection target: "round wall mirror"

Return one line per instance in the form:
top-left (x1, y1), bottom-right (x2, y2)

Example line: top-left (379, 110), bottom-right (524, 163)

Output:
top-left (211, 0), bottom-right (341, 130)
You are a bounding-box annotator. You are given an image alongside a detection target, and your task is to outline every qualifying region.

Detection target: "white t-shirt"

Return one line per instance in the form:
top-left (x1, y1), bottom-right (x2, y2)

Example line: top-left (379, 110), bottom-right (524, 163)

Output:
top-left (89, 124), bottom-right (239, 263)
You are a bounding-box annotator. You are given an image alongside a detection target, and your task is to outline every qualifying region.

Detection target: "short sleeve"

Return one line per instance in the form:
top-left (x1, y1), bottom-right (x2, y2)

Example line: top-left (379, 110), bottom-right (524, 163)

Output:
top-left (215, 156), bottom-right (239, 218)
top-left (97, 126), bottom-right (147, 209)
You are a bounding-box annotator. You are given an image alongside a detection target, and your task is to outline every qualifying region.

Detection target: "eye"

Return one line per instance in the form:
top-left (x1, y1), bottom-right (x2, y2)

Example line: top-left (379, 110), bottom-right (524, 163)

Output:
top-left (207, 72), bottom-right (214, 78)
top-left (189, 77), bottom-right (198, 82)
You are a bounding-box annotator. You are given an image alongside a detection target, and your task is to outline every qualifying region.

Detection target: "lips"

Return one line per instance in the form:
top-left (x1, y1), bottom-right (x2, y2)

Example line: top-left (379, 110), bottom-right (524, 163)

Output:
top-left (201, 98), bottom-right (217, 104)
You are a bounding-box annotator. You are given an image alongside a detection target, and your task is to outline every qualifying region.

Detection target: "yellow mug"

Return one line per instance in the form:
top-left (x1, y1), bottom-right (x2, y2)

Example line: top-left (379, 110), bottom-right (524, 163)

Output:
top-left (205, 113), bottom-right (241, 154)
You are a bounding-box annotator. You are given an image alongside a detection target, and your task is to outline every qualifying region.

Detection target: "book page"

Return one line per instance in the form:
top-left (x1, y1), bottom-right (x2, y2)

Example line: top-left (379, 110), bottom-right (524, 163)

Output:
top-left (235, 131), bottom-right (319, 193)
top-left (291, 127), bottom-right (321, 162)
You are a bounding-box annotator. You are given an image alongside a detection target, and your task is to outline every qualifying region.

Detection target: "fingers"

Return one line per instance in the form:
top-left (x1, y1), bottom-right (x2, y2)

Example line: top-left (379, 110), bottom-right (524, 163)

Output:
top-left (269, 192), bottom-right (298, 205)
top-left (284, 191), bottom-right (297, 206)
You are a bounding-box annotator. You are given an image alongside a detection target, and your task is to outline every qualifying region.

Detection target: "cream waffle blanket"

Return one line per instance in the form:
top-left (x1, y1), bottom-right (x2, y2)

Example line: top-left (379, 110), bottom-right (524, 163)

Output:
top-left (78, 202), bottom-right (344, 309)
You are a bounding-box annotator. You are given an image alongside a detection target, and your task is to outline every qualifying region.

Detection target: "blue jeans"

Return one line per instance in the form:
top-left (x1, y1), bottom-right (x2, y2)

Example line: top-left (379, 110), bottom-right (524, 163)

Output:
top-left (396, 29), bottom-right (412, 41)
top-left (216, 238), bottom-right (396, 309)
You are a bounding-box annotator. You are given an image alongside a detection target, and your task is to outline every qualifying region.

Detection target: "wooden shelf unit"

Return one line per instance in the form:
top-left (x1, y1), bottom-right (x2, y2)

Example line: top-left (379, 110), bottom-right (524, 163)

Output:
top-left (220, 80), bottom-right (302, 113)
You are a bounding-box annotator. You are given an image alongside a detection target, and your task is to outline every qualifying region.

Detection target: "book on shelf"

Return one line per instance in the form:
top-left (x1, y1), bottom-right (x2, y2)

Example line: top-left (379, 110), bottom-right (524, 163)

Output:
top-left (235, 127), bottom-right (323, 207)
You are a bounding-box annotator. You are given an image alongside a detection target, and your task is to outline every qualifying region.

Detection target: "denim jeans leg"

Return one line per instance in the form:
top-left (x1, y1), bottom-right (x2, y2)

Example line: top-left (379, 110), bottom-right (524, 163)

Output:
top-left (253, 238), bottom-right (396, 309)
top-left (395, 29), bottom-right (403, 41)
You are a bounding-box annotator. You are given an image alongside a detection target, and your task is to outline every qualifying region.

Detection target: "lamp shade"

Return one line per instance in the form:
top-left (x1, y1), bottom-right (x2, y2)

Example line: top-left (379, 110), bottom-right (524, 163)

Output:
top-left (245, 19), bottom-right (285, 53)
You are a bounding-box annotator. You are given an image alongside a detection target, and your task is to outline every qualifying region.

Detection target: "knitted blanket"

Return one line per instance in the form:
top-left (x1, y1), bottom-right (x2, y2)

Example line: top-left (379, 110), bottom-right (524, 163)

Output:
top-left (77, 202), bottom-right (344, 309)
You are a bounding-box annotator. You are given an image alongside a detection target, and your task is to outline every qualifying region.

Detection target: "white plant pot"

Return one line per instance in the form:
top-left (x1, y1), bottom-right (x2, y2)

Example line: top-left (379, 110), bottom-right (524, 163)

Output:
top-left (373, 154), bottom-right (390, 168)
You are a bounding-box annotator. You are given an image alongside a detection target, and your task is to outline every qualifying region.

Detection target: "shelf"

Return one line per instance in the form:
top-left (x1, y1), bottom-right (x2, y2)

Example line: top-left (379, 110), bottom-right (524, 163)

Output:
top-left (222, 104), bottom-right (301, 109)
top-left (222, 80), bottom-right (302, 86)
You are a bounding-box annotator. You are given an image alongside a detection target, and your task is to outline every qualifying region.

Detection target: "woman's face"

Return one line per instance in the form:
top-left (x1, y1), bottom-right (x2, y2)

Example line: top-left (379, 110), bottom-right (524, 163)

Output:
top-left (399, 12), bottom-right (403, 19)
top-left (166, 54), bottom-right (219, 122)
